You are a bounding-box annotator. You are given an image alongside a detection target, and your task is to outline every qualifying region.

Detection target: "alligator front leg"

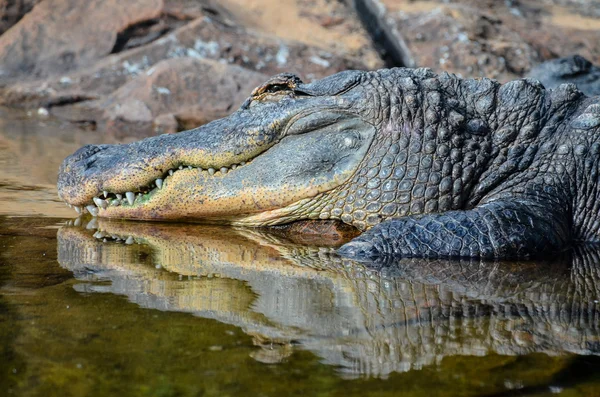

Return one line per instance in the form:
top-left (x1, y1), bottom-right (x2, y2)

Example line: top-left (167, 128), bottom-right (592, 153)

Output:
top-left (338, 200), bottom-right (571, 260)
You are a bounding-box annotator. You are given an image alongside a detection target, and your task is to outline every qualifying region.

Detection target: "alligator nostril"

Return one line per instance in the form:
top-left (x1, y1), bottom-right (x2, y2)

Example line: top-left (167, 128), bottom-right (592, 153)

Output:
top-left (84, 157), bottom-right (99, 170)
top-left (70, 144), bottom-right (109, 162)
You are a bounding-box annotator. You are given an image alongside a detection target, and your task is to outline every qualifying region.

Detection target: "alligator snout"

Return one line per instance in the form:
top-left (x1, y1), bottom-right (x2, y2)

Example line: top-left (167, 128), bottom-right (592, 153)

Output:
top-left (58, 144), bottom-right (109, 209)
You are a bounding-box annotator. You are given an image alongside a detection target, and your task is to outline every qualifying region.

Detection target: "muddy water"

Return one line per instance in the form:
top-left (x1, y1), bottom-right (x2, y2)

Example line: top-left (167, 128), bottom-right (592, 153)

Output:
top-left (2, 110), bottom-right (600, 396)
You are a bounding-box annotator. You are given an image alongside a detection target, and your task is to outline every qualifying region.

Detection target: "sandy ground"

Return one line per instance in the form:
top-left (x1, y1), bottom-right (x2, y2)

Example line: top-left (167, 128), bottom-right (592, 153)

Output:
top-left (220, 0), bottom-right (383, 69)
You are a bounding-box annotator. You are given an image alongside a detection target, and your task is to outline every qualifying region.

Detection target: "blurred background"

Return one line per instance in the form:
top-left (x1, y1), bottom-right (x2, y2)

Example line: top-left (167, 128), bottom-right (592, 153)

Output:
top-left (0, 0), bottom-right (599, 139)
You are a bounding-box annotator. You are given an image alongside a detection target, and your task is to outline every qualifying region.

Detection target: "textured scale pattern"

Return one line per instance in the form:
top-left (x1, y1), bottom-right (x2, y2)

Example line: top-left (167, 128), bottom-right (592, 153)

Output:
top-left (314, 69), bottom-right (600, 259)
top-left (339, 200), bottom-right (570, 259)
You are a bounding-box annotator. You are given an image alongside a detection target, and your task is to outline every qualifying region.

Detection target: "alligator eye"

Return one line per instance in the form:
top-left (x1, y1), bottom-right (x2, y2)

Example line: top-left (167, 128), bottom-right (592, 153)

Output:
top-left (264, 84), bottom-right (290, 94)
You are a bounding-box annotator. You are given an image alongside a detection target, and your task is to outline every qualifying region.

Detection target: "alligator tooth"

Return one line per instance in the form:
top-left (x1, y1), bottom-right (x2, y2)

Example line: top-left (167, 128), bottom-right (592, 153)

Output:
top-left (126, 192), bottom-right (135, 205)
top-left (208, 168), bottom-right (215, 175)
top-left (86, 218), bottom-right (98, 229)
top-left (220, 167), bottom-right (228, 174)
top-left (168, 169), bottom-right (174, 176)
top-left (188, 166), bottom-right (193, 170)
top-left (74, 217), bottom-right (82, 227)
top-left (111, 199), bottom-right (120, 206)
top-left (103, 238), bottom-right (107, 243)
top-left (125, 236), bottom-right (134, 245)
top-left (86, 205), bottom-right (99, 217)
top-left (74, 206), bottom-right (82, 214)
top-left (67, 220), bottom-right (73, 226)
top-left (231, 164), bottom-right (237, 170)
top-left (179, 165), bottom-right (184, 170)
top-left (93, 231), bottom-right (104, 239)
top-left (240, 161), bottom-right (246, 166)
top-left (156, 179), bottom-right (163, 189)
top-left (93, 197), bottom-right (108, 209)
top-left (103, 191), bottom-right (108, 198)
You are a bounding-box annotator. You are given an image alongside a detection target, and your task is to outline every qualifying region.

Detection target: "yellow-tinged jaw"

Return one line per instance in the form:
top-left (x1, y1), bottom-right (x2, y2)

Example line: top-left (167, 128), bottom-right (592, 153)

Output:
top-left (96, 168), bottom-right (335, 225)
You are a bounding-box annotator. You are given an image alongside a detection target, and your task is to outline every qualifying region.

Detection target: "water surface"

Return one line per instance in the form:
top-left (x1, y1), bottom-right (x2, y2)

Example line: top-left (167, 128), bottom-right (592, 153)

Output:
top-left (1, 109), bottom-right (600, 396)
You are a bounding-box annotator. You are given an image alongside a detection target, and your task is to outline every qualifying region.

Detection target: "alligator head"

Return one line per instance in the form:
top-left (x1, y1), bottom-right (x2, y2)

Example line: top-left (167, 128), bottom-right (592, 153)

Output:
top-left (57, 71), bottom-right (380, 225)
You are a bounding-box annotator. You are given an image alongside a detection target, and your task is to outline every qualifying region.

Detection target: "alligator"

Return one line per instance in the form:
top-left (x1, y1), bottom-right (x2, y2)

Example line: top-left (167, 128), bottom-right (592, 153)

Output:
top-left (58, 67), bottom-right (600, 260)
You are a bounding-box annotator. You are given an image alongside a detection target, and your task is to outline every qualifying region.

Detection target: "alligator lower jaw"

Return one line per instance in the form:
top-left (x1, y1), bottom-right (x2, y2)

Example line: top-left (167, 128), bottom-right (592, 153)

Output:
top-left (61, 159), bottom-right (332, 225)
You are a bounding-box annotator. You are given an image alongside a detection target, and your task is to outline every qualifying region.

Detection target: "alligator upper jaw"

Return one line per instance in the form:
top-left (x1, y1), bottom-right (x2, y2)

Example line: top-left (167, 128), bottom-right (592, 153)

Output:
top-left (58, 110), bottom-right (375, 224)
top-left (57, 108), bottom-right (286, 210)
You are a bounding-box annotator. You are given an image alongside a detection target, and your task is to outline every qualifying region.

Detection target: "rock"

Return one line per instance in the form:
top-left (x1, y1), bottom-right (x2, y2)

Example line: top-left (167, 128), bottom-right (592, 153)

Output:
top-left (153, 113), bottom-right (179, 135)
top-left (528, 55), bottom-right (600, 96)
top-left (0, 0), bottom-right (165, 80)
top-left (220, 0), bottom-right (383, 71)
top-left (3, 12), bottom-right (373, 103)
top-left (10, 0), bottom-right (599, 137)
top-left (357, 0), bottom-right (538, 80)
top-left (353, 0), bottom-right (600, 81)
top-left (536, 0), bottom-right (600, 19)
top-left (92, 57), bottom-right (267, 138)
top-left (510, 2), bottom-right (600, 68)
top-left (0, 0), bottom-right (379, 135)
top-left (0, 0), bottom-right (41, 35)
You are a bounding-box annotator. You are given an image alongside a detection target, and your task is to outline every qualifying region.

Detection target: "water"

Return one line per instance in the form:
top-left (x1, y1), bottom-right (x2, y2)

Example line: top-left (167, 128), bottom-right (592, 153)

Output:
top-left (1, 109), bottom-right (600, 396)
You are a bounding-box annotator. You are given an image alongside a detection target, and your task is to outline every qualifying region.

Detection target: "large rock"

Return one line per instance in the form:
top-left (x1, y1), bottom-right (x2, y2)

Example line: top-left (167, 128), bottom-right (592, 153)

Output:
top-left (0, 15), bottom-right (373, 107)
top-left (0, 0), bottom-right (41, 35)
top-left (0, 0), bottom-right (381, 136)
top-left (93, 57), bottom-right (267, 138)
top-left (0, 0), bottom-right (165, 79)
top-left (536, 0), bottom-right (600, 18)
top-left (220, 0), bottom-right (383, 72)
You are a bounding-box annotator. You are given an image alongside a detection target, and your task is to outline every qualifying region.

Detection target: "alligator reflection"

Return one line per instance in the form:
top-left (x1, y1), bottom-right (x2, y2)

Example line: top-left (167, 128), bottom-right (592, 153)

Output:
top-left (57, 219), bottom-right (600, 379)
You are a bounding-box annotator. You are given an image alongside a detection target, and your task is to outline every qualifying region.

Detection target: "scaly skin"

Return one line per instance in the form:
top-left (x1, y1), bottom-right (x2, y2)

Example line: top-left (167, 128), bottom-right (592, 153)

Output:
top-left (58, 68), bottom-right (600, 259)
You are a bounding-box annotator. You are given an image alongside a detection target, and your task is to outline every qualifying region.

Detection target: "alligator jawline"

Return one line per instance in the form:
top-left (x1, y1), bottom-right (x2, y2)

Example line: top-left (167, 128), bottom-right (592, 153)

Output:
top-left (66, 159), bottom-right (254, 216)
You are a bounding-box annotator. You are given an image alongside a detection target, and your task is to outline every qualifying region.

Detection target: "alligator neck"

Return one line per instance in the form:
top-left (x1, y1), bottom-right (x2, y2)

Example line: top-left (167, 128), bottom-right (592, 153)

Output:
top-left (318, 73), bottom-right (505, 230)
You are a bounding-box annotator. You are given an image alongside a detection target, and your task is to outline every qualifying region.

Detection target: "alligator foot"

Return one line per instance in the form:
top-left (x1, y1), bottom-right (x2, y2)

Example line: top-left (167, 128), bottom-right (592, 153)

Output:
top-left (338, 199), bottom-right (570, 260)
